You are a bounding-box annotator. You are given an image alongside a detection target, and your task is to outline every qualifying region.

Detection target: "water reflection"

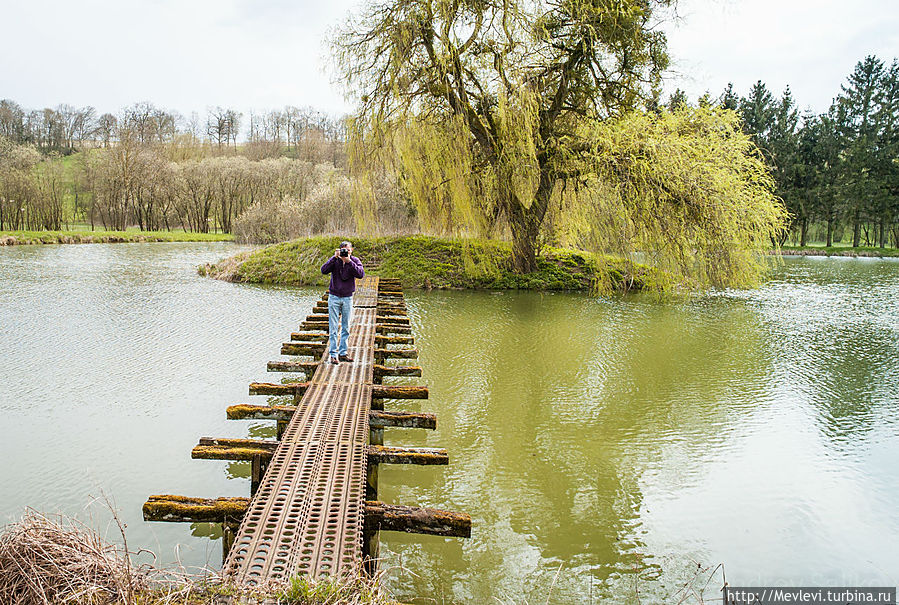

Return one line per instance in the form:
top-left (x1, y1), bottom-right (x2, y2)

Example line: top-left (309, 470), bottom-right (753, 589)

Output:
top-left (377, 291), bottom-right (773, 603)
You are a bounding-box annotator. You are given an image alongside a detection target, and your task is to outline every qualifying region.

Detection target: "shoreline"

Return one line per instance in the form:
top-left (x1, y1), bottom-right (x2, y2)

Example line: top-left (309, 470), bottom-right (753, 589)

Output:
top-left (773, 246), bottom-right (899, 258)
top-left (0, 230), bottom-right (234, 246)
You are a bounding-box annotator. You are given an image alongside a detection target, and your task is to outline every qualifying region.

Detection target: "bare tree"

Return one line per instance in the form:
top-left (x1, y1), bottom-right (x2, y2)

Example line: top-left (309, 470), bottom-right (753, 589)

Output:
top-left (206, 107), bottom-right (241, 149)
top-left (96, 113), bottom-right (117, 148)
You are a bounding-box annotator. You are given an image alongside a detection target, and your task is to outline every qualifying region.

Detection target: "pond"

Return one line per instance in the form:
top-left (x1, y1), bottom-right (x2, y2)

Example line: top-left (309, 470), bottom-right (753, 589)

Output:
top-left (1, 243), bottom-right (897, 603)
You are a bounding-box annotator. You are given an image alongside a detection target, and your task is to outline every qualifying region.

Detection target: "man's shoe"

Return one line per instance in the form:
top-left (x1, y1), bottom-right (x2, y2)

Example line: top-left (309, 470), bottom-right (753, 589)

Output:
top-left (338, 354), bottom-right (354, 362)
top-left (330, 356), bottom-right (339, 365)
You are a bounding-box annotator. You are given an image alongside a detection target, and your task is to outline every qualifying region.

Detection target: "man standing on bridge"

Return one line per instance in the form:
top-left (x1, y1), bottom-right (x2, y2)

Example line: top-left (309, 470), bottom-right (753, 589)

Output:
top-left (321, 240), bottom-right (365, 365)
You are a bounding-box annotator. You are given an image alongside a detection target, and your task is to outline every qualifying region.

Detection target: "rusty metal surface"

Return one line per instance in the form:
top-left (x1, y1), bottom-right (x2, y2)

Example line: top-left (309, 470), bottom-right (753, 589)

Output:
top-left (353, 277), bottom-right (378, 308)
top-left (223, 277), bottom-right (379, 583)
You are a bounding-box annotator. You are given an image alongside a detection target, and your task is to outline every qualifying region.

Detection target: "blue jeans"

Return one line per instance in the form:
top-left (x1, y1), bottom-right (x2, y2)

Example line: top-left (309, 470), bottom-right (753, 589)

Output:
top-left (327, 294), bottom-right (352, 357)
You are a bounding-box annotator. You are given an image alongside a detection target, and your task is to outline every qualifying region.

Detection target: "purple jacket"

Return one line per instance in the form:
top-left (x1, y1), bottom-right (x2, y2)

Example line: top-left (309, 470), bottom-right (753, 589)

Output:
top-left (321, 255), bottom-right (364, 297)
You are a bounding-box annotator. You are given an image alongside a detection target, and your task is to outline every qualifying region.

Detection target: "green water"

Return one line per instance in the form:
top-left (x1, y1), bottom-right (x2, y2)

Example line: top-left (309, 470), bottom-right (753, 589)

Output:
top-left (1, 244), bottom-right (897, 603)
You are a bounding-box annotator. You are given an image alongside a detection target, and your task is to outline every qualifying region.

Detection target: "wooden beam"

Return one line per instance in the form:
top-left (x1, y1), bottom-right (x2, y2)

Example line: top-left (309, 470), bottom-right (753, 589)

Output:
top-left (143, 496), bottom-right (470, 538)
top-left (281, 342), bottom-right (325, 356)
top-left (375, 335), bottom-right (414, 345)
top-left (374, 348), bottom-right (419, 359)
top-left (198, 437), bottom-right (278, 449)
top-left (226, 404), bottom-right (436, 429)
top-left (142, 495), bottom-right (249, 523)
top-left (319, 302), bottom-right (396, 314)
top-left (300, 321), bottom-right (329, 330)
top-left (227, 403), bottom-right (296, 421)
top-left (373, 364), bottom-right (422, 377)
top-left (250, 381), bottom-right (428, 399)
top-left (193, 440), bottom-right (445, 464)
top-left (367, 445), bottom-right (447, 465)
top-left (290, 332), bottom-right (327, 342)
top-left (314, 301), bottom-right (406, 315)
top-left (375, 324), bottom-right (411, 335)
top-left (369, 410), bottom-right (436, 429)
top-left (364, 501), bottom-right (471, 538)
top-left (249, 382), bottom-right (307, 396)
top-left (191, 436), bottom-right (276, 461)
top-left (267, 361), bottom-right (319, 373)
top-left (376, 315), bottom-right (410, 325)
top-left (371, 384), bottom-right (428, 399)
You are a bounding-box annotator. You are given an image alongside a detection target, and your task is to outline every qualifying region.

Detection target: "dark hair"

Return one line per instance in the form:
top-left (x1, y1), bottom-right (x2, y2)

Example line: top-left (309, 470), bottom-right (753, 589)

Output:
top-left (339, 241), bottom-right (352, 248)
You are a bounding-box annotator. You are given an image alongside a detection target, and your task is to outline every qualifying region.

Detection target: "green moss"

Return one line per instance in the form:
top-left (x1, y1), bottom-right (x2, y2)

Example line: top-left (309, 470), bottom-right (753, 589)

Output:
top-left (201, 235), bottom-right (659, 293)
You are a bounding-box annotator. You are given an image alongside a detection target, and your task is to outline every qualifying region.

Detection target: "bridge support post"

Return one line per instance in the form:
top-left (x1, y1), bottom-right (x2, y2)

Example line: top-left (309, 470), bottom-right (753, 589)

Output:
top-left (222, 521), bottom-right (238, 562)
top-left (364, 422), bottom-right (384, 573)
top-left (250, 454), bottom-right (265, 496)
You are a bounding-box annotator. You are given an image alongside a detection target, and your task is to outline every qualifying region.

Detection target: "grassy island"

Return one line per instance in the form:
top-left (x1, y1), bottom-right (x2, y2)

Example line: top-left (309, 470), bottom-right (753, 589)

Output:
top-left (199, 235), bottom-right (656, 292)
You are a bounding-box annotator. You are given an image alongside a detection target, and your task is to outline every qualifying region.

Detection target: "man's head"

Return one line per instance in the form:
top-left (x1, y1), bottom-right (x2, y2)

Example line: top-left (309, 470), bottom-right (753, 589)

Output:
top-left (339, 240), bottom-right (352, 258)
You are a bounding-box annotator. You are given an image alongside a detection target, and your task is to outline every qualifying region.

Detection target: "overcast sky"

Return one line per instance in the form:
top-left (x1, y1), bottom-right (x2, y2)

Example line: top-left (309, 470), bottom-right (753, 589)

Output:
top-left (1, 0), bottom-right (897, 123)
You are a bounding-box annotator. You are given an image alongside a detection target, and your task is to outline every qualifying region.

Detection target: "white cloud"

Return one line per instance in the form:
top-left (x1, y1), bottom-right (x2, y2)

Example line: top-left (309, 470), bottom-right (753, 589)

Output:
top-left (664, 0), bottom-right (899, 112)
top-left (1, 0), bottom-right (895, 122)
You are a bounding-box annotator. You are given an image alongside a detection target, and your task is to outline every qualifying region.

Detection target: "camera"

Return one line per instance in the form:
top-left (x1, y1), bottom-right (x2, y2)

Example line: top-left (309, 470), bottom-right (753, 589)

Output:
top-left (339, 248), bottom-right (349, 258)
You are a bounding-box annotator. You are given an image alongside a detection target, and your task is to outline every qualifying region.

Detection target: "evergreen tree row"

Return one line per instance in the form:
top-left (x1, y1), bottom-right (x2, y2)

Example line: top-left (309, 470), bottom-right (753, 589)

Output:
top-left (670, 55), bottom-right (899, 248)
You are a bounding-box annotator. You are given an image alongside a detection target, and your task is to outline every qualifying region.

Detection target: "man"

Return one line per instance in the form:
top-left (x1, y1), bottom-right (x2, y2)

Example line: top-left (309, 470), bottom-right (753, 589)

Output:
top-left (321, 240), bottom-right (365, 365)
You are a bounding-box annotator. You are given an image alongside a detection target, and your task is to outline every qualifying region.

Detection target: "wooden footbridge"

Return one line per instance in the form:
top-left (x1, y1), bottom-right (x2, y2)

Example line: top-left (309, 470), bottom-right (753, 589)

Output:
top-left (143, 276), bottom-right (470, 584)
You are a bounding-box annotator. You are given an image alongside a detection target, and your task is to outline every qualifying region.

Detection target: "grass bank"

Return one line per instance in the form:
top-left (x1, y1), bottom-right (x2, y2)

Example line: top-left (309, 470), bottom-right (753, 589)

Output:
top-left (777, 245), bottom-right (899, 258)
top-left (199, 235), bottom-right (657, 292)
top-left (0, 229), bottom-right (234, 245)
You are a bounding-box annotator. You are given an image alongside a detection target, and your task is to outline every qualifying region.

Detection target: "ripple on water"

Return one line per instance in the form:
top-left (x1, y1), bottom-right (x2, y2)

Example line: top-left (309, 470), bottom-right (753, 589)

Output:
top-left (2, 249), bottom-right (899, 601)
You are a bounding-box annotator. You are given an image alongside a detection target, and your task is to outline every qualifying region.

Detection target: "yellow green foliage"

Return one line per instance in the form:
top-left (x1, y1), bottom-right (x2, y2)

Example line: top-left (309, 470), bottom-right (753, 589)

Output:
top-left (557, 106), bottom-right (789, 288)
top-left (350, 106), bottom-right (786, 289)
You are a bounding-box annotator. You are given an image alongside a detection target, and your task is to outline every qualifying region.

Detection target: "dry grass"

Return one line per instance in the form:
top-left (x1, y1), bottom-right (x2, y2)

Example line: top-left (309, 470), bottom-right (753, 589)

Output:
top-left (198, 249), bottom-right (254, 282)
top-left (0, 508), bottom-right (145, 605)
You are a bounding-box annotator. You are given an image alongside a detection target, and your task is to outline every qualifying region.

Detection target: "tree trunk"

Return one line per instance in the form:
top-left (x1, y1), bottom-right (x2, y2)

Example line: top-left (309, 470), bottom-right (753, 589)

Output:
top-left (826, 217), bottom-right (834, 247)
top-left (510, 217), bottom-right (538, 273)
top-left (852, 210), bottom-right (861, 248)
top-left (799, 218), bottom-right (808, 247)
top-left (879, 218), bottom-right (886, 249)
top-left (507, 173), bottom-right (553, 274)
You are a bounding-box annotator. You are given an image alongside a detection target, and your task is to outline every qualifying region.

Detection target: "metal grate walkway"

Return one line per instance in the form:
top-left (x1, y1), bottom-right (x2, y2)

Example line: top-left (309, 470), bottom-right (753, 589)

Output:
top-left (223, 276), bottom-right (379, 583)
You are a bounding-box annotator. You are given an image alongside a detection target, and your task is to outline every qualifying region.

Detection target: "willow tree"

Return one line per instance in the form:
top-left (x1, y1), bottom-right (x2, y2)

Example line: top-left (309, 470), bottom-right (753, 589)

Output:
top-left (335, 0), bottom-right (787, 285)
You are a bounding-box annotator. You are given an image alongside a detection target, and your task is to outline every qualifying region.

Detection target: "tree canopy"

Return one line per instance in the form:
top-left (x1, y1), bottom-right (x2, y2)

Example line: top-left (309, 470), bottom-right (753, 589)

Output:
top-left (335, 0), bottom-right (788, 287)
